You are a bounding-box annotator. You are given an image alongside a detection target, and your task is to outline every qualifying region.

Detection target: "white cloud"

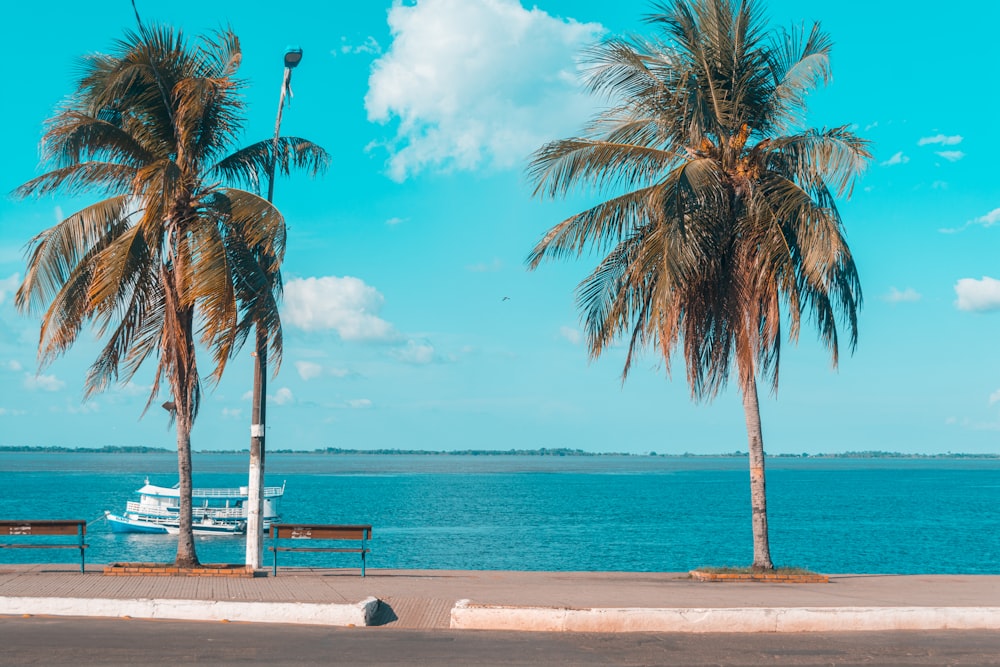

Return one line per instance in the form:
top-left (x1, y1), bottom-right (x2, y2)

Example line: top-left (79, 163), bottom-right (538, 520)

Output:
top-left (918, 134), bottom-right (963, 146)
top-left (337, 36), bottom-right (382, 56)
top-left (4, 360), bottom-right (23, 372)
top-left (385, 216), bottom-right (407, 226)
top-left (972, 208), bottom-right (1000, 227)
top-left (0, 407), bottom-right (26, 416)
top-left (883, 287), bottom-right (921, 303)
top-left (24, 373), bottom-right (65, 392)
top-left (0, 274), bottom-right (19, 305)
top-left (466, 258), bottom-right (503, 273)
top-left (955, 276), bottom-right (1000, 312)
top-left (935, 150), bottom-right (965, 162)
top-left (392, 340), bottom-right (436, 364)
top-left (272, 387), bottom-right (294, 406)
top-left (880, 151), bottom-right (909, 167)
top-left (365, 0), bottom-right (604, 181)
top-left (559, 326), bottom-right (582, 344)
top-left (66, 401), bottom-right (100, 414)
top-left (989, 390), bottom-right (1000, 405)
top-left (295, 361), bottom-right (324, 380)
top-left (283, 276), bottom-right (398, 341)
top-left (113, 381), bottom-right (150, 397)
top-left (221, 407), bottom-right (242, 419)
top-left (939, 207), bottom-right (1000, 234)
top-left (347, 398), bottom-right (373, 409)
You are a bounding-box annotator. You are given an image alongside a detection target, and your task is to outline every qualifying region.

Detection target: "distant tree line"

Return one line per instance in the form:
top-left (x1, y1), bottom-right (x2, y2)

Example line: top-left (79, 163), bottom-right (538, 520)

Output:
top-left (2, 446), bottom-right (996, 459)
top-left (0, 445), bottom-right (170, 453)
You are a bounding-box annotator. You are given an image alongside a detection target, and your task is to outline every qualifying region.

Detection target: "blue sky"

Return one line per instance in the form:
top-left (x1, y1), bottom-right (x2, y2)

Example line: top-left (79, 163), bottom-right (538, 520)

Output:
top-left (1, 0), bottom-right (998, 455)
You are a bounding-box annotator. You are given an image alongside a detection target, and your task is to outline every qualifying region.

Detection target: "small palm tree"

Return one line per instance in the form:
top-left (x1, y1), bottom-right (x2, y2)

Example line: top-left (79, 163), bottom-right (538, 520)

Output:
top-left (528, 0), bottom-right (869, 569)
top-left (14, 25), bottom-right (328, 566)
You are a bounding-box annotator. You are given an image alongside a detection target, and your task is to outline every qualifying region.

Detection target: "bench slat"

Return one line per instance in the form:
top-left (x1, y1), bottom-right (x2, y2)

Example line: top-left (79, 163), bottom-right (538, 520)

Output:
top-left (271, 524), bottom-right (371, 540)
top-left (270, 523), bottom-right (371, 577)
top-left (0, 544), bottom-right (88, 549)
top-left (0, 520), bottom-right (88, 573)
top-left (0, 521), bottom-right (86, 536)
top-left (270, 547), bottom-right (369, 553)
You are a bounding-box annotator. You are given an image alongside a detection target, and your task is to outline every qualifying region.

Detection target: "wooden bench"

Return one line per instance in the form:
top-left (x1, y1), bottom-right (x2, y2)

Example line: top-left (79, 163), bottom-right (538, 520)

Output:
top-left (0, 520), bottom-right (88, 573)
top-left (269, 524), bottom-right (371, 577)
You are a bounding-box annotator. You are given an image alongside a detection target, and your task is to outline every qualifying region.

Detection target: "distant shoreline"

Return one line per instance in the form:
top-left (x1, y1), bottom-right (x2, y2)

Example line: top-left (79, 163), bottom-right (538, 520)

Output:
top-left (0, 445), bottom-right (997, 459)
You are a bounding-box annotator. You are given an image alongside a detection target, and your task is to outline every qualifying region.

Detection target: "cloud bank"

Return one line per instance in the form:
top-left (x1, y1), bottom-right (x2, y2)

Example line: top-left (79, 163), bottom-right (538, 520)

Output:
top-left (883, 287), bottom-right (921, 303)
top-left (935, 150), bottom-right (965, 162)
top-left (918, 134), bottom-right (962, 146)
top-left (955, 276), bottom-right (1000, 312)
top-left (24, 373), bottom-right (65, 392)
top-left (0, 274), bottom-right (19, 305)
top-left (365, 0), bottom-right (603, 181)
top-left (880, 151), bottom-right (908, 167)
top-left (391, 340), bottom-right (436, 365)
top-left (283, 276), bottom-right (398, 341)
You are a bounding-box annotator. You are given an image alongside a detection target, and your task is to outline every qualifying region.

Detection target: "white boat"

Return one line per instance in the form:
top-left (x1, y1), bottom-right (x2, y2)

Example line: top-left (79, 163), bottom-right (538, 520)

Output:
top-left (104, 478), bottom-right (285, 535)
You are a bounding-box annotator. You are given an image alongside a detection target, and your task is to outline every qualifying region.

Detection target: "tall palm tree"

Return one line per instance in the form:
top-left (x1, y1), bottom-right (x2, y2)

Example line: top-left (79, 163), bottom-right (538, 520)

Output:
top-left (14, 25), bottom-right (328, 567)
top-left (527, 0), bottom-right (870, 569)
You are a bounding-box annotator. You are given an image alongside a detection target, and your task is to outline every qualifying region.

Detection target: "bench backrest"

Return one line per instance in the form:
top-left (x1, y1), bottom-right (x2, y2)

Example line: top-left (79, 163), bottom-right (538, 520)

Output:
top-left (0, 520), bottom-right (85, 537)
top-left (270, 524), bottom-right (371, 541)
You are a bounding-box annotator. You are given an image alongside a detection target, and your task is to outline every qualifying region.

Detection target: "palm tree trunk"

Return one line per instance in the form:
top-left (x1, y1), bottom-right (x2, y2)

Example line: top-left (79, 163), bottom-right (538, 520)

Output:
top-left (742, 375), bottom-right (774, 570)
top-left (174, 409), bottom-right (199, 567)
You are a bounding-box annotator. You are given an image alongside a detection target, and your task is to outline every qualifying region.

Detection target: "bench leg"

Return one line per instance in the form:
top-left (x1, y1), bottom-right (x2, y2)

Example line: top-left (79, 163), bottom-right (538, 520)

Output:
top-left (361, 550), bottom-right (365, 577)
top-left (78, 525), bottom-right (86, 574)
top-left (273, 548), bottom-right (278, 577)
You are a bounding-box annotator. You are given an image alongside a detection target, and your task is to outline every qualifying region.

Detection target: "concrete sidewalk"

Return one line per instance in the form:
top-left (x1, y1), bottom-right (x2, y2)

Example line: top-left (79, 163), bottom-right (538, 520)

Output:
top-left (1, 565), bottom-right (998, 632)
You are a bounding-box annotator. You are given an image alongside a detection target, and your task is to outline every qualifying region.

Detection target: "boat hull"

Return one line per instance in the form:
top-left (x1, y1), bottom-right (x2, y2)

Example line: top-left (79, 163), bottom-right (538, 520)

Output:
top-left (105, 511), bottom-right (245, 535)
top-left (105, 512), bottom-right (169, 534)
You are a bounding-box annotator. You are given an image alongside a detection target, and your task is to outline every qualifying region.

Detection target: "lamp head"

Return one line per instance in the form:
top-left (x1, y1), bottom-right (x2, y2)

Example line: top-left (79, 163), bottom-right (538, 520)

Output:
top-left (283, 46), bottom-right (303, 69)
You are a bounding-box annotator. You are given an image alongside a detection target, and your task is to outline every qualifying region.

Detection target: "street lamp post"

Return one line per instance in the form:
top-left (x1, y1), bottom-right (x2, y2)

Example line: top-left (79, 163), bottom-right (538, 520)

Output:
top-left (245, 46), bottom-right (303, 570)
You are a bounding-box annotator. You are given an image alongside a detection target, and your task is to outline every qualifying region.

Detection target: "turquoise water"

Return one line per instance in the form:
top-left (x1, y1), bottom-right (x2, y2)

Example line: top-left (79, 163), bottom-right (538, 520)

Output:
top-left (1, 453), bottom-right (998, 573)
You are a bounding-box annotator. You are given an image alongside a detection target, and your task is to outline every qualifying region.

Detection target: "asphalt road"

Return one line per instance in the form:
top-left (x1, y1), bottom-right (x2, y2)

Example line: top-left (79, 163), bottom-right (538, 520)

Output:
top-left (2, 617), bottom-right (1000, 666)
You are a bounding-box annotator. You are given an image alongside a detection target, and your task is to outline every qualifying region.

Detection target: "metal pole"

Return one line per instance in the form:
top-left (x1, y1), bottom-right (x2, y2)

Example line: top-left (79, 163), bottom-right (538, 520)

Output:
top-left (246, 61), bottom-right (294, 570)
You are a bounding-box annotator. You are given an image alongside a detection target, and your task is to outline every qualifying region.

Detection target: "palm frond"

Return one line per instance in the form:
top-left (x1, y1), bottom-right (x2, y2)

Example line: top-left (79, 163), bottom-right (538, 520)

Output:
top-left (16, 196), bottom-right (133, 314)
top-left (527, 0), bottom-right (869, 400)
top-left (14, 163), bottom-right (137, 199)
top-left (765, 126), bottom-right (871, 197)
top-left (211, 137), bottom-right (330, 193)
top-left (528, 137), bottom-right (677, 199)
top-left (527, 186), bottom-right (661, 267)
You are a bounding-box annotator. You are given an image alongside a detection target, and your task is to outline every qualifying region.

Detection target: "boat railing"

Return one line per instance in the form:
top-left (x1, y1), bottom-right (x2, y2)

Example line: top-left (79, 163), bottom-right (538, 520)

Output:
top-left (125, 502), bottom-right (253, 519)
top-left (181, 486), bottom-right (285, 498)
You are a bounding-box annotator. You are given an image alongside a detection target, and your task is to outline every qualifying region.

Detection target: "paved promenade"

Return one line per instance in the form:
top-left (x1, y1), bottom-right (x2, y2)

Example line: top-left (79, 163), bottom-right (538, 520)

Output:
top-left (1, 564), bottom-right (999, 632)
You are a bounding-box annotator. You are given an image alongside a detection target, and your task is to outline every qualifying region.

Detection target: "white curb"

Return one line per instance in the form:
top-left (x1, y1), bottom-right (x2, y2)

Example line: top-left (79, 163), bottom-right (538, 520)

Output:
top-left (1, 596), bottom-right (380, 627)
top-left (450, 600), bottom-right (1000, 633)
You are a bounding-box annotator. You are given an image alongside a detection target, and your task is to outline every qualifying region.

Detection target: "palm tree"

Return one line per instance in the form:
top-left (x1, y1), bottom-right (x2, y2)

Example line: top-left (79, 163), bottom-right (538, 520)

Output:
top-left (527, 0), bottom-right (869, 569)
top-left (14, 25), bottom-right (328, 567)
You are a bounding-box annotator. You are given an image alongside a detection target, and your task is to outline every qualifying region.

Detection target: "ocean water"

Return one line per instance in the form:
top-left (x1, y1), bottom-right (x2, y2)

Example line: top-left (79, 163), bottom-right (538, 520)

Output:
top-left (1, 452), bottom-right (998, 574)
